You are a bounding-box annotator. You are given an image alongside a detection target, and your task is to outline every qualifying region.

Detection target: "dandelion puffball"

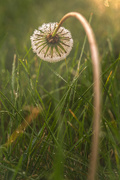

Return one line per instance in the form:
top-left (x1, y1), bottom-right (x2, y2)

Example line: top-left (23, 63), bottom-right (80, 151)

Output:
top-left (30, 22), bottom-right (73, 63)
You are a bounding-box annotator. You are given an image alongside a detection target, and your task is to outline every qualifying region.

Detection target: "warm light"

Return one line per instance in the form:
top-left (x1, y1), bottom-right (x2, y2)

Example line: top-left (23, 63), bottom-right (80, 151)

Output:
top-left (104, 0), bottom-right (110, 7)
top-left (106, 0), bottom-right (120, 9)
top-left (92, 0), bottom-right (120, 11)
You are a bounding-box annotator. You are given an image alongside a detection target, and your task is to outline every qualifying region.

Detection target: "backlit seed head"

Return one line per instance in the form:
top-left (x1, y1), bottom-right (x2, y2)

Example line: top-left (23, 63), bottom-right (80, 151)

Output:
top-left (30, 22), bottom-right (73, 63)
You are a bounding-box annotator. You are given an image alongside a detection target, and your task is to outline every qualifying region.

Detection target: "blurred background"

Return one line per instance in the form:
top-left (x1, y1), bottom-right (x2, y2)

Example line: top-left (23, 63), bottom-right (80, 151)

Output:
top-left (0, 0), bottom-right (120, 70)
top-left (0, 1), bottom-right (120, 179)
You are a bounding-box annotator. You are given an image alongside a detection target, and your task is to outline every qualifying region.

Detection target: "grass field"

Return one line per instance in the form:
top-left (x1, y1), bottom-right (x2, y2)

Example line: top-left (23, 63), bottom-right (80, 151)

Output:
top-left (0, 0), bottom-right (120, 179)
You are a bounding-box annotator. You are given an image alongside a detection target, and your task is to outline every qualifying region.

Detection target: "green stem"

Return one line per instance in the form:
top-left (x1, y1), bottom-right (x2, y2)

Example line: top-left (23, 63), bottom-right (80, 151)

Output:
top-left (52, 17), bottom-right (66, 37)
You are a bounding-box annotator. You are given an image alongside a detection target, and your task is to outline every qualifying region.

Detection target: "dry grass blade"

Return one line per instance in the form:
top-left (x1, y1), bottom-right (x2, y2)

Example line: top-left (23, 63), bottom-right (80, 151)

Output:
top-left (4, 106), bottom-right (42, 147)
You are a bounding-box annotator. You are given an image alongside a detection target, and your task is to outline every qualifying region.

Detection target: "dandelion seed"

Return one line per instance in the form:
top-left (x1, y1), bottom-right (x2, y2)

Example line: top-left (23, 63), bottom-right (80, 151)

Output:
top-left (30, 22), bottom-right (73, 62)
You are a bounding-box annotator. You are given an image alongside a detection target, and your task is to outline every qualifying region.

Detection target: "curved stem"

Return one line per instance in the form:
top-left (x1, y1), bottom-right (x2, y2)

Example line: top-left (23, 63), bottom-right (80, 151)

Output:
top-left (53, 12), bottom-right (101, 180)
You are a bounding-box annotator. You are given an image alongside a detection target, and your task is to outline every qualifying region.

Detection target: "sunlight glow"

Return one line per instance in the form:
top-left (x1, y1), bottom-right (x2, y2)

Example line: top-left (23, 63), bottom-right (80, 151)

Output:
top-left (93, 0), bottom-right (120, 11)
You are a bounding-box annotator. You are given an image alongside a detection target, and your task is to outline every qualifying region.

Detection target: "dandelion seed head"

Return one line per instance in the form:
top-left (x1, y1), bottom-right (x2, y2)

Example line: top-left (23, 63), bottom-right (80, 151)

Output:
top-left (30, 22), bottom-right (73, 62)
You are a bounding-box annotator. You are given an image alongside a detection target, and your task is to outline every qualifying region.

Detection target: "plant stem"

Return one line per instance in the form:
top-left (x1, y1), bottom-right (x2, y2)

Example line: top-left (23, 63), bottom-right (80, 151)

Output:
top-left (52, 12), bottom-right (101, 180)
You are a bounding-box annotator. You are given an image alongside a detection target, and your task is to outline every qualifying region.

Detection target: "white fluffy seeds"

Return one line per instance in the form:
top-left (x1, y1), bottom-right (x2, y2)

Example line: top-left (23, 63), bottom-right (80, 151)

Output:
top-left (30, 22), bottom-right (73, 63)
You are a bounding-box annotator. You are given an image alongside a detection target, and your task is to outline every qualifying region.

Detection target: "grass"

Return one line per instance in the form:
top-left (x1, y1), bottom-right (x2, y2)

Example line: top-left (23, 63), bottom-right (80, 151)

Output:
top-left (0, 0), bottom-right (120, 179)
top-left (0, 38), bottom-right (120, 179)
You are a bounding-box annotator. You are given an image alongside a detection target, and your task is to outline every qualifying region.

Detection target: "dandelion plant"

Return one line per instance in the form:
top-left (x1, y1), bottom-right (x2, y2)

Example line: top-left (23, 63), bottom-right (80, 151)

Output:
top-left (31, 12), bottom-right (101, 180)
top-left (30, 22), bottom-right (73, 62)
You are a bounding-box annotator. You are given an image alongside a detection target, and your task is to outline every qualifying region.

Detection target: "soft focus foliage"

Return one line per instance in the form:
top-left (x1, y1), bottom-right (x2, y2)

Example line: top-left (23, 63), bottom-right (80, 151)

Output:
top-left (0, 0), bottom-right (120, 69)
top-left (0, 0), bottom-right (120, 179)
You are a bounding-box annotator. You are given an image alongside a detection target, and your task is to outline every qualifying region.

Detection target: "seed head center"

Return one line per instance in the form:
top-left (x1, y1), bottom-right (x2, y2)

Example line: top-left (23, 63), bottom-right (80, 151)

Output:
top-left (46, 33), bottom-right (59, 44)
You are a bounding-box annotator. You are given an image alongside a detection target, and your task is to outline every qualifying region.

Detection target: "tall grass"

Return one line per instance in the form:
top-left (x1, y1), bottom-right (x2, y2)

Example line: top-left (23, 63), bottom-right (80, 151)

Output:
top-left (0, 33), bottom-right (120, 179)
